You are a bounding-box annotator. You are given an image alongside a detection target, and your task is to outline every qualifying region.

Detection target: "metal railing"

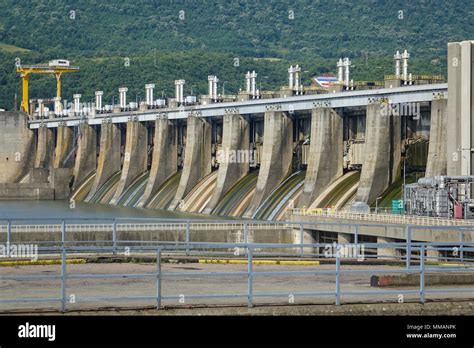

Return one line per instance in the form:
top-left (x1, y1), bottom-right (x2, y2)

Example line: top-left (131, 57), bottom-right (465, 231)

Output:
top-left (291, 208), bottom-right (474, 226)
top-left (1, 241), bottom-right (474, 312)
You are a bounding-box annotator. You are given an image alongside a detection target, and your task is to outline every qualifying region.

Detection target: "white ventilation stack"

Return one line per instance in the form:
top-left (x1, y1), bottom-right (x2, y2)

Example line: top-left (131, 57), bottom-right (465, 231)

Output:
top-left (95, 91), bottom-right (103, 111)
top-left (54, 97), bottom-right (62, 115)
top-left (145, 84), bottom-right (155, 106)
top-left (288, 65), bottom-right (294, 89)
top-left (250, 71), bottom-right (257, 98)
top-left (245, 71), bottom-right (251, 93)
top-left (343, 58), bottom-right (351, 87)
top-left (394, 51), bottom-right (402, 77)
top-left (294, 64), bottom-right (301, 91)
top-left (337, 58), bottom-right (344, 83)
top-left (208, 76), bottom-right (215, 99)
top-left (402, 49), bottom-right (410, 83)
top-left (38, 99), bottom-right (44, 117)
top-left (73, 94), bottom-right (81, 113)
top-left (175, 80), bottom-right (185, 104)
top-left (213, 76), bottom-right (218, 100)
top-left (119, 87), bottom-right (128, 108)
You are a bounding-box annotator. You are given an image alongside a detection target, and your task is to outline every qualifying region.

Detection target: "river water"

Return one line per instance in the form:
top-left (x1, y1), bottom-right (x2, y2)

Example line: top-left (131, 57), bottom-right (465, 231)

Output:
top-left (0, 200), bottom-right (212, 222)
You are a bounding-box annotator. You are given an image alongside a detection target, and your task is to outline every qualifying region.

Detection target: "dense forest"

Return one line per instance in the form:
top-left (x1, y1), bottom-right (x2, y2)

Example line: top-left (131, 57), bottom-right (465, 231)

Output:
top-left (0, 0), bottom-right (472, 109)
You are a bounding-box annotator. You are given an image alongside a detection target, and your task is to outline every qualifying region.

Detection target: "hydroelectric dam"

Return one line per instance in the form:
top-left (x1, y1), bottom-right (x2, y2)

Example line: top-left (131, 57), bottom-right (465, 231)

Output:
top-left (1, 40), bottom-right (474, 243)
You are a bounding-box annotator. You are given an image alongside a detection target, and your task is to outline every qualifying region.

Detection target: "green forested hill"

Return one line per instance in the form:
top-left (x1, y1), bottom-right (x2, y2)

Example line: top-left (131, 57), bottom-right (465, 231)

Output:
top-left (0, 0), bottom-right (472, 110)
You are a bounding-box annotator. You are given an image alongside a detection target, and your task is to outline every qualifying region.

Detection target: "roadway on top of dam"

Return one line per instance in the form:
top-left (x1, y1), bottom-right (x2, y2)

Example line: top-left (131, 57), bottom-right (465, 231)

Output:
top-left (28, 83), bottom-right (447, 129)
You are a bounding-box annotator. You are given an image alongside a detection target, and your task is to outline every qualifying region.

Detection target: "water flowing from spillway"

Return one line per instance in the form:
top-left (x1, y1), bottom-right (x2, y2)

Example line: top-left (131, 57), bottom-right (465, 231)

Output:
top-left (252, 171), bottom-right (306, 220)
top-left (85, 171), bottom-right (121, 203)
top-left (116, 171), bottom-right (150, 207)
top-left (310, 171), bottom-right (360, 209)
top-left (180, 171), bottom-right (218, 213)
top-left (147, 172), bottom-right (182, 210)
top-left (211, 171), bottom-right (258, 217)
top-left (70, 171), bottom-right (96, 202)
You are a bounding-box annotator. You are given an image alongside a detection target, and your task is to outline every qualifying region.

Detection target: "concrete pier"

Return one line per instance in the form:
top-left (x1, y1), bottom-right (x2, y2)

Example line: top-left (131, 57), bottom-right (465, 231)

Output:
top-left (53, 125), bottom-right (73, 169)
top-left (111, 120), bottom-right (148, 204)
top-left (72, 124), bottom-right (97, 190)
top-left (0, 112), bottom-right (35, 184)
top-left (244, 110), bottom-right (293, 218)
top-left (377, 236), bottom-right (398, 259)
top-left (355, 102), bottom-right (400, 204)
top-left (447, 40), bottom-right (474, 176)
top-left (87, 122), bottom-right (121, 200)
top-left (169, 114), bottom-right (212, 210)
top-left (204, 111), bottom-right (249, 214)
top-left (298, 107), bottom-right (343, 208)
top-left (138, 117), bottom-right (177, 207)
top-left (425, 98), bottom-right (447, 177)
top-left (34, 126), bottom-right (54, 169)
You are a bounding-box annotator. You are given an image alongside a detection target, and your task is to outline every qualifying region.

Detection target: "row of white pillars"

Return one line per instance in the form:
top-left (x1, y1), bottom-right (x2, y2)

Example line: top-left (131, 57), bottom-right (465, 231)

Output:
top-left (73, 94), bottom-right (81, 113)
top-left (208, 75), bottom-right (218, 100)
top-left (175, 79), bottom-right (185, 104)
top-left (288, 65), bottom-right (301, 91)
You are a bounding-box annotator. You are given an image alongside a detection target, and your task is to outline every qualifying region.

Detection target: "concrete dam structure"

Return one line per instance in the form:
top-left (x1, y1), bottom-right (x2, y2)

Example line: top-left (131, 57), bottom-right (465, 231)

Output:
top-left (1, 40), bottom-right (472, 222)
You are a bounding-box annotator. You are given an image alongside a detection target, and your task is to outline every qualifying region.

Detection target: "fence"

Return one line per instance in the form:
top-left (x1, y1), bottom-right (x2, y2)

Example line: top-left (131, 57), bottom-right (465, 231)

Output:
top-left (1, 241), bottom-right (474, 312)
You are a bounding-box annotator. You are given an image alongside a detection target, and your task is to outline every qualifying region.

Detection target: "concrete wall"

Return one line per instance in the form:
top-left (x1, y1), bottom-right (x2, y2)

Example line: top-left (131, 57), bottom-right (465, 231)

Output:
top-left (426, 98), bottom-right (448, 177)
top-left (244, 110), bottom-right (293, 218)
top-left (169, 114), bottom-right (212, 210)
top-left (87, 122), bottom-right (121, 200)
top-left (355, 102), bottom-right (400, 204)
top-left (298, 107), bottom-right (343, 208)
top-left (53, 125), bottom-right (73, 169)
top-left (72, 123), bottom-right (97, 190)
top-left (447, 41), bottom-right (474, 176)
top-left (138, 117), bottom-right (178, 207)
top-left (0, 112), bottom-right (35, 183)
top-left (111, 120), bottom-right (148, 204)
top-left (34, 126), bottom-right (54, 169)
top-left (204, 111), bottom-right (249, 214)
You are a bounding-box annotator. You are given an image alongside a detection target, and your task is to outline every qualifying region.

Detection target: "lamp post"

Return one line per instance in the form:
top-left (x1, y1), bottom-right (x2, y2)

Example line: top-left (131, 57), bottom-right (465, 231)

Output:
top-left (375, 196), bottom-right (382, 214)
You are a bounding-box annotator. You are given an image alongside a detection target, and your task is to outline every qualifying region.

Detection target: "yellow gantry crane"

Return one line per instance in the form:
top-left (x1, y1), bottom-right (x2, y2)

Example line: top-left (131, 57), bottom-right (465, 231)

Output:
top-left (16, 59), bottom-right (80, 113)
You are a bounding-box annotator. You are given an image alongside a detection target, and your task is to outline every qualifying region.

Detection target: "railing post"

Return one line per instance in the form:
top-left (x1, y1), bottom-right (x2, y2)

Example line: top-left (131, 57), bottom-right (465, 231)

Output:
top-left (185, 220), bottom-right (190, 256)
top-left (405, 226), bottom-right (412, 269)
top-left (354, 225), bottom-right (359, 245)
top-left (247, 246), bottom-right (253, 308)
top-left (112, 220), bottom-right (117, 255)
top-left (6, 220), bottom-right (11, 257)
top-left (156, 247), bottom-right (162, 309)
top-left (243, 222), bottom-right (249, 256)
top-left (335, 248), bottom-right (341, 305)
top-left (459, 230), bottom-right (464, 263)
top-left (419, 245), bottom-right (425, 304)
top-left (299, 223), bottom-right (304, 255)
top-left (61, 243), bottom-right (67, 312)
